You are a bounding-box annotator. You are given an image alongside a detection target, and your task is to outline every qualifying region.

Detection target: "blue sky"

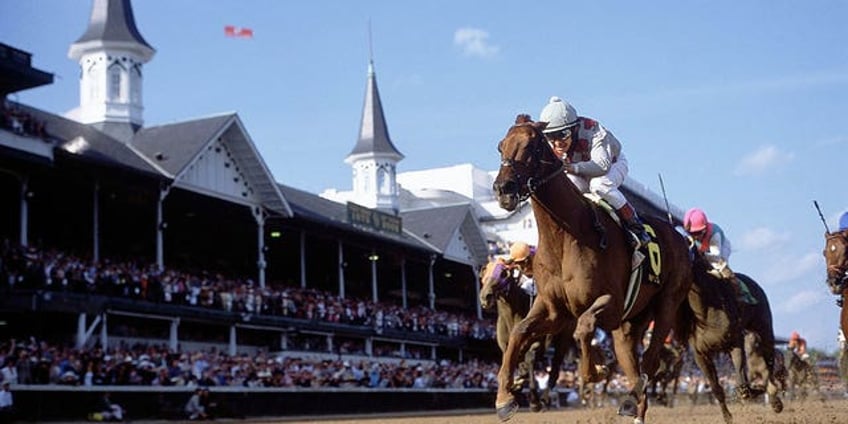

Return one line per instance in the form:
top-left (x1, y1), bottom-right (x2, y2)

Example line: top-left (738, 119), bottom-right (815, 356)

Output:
top-left (5, 1), bottom-right (848, 351)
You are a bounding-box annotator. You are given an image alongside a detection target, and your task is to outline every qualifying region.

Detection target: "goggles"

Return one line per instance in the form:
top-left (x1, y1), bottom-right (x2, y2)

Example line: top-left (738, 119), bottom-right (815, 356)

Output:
top-left (544, 128), bottom-right (572, 142)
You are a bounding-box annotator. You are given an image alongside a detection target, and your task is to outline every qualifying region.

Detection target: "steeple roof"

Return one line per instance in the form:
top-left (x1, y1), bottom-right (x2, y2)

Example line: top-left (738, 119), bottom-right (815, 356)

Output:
top-left (346, 61), bottom-right (403, 161)
top-left (69, 0), bottom-right (154, 61)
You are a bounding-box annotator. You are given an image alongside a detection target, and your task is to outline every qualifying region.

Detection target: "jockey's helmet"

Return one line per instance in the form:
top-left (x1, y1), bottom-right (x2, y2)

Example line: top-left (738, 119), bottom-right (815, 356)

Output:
top-left (539, 96), bottom-right (578, 134)
top-left (684, 208), bottom-right (709, 233)
top-left (839, 211), bottom-right (848, 231)
top-left (509, 242), bottom-right (534, 263)
top-left (790, 330), bottom-right (800, 341)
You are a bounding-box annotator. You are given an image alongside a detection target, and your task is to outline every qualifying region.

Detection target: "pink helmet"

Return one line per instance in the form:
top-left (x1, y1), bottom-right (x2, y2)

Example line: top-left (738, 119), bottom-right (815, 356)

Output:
top-left (790, 331), bottom-right (800, 341)
top-left (684, 208), bottom-right (709, 233)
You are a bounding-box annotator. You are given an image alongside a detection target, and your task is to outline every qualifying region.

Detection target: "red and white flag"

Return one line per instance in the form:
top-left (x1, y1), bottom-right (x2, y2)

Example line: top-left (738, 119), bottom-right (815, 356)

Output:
top-left (225, 25), bottom-right (254, 38)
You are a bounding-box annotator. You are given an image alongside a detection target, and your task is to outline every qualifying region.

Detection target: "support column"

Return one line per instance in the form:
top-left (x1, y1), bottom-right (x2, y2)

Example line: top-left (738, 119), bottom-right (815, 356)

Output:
top-left (92, 180), bottom-right (100, 262)
top-left (280, 333), bottom-right (288, 351)
top-left (400, 258), bottom-right (408, 309)
top-left (370, 250), bottom-right (378, 303)
top-left (365, 338), bottom-right (373, 357)
top-left (169, 318), bottom-right (180, 352)
top-left (428, 255), bottom-right (436, 310)
top-left (229, 325), bottom-right (237, 356)
top-left (337, 240), bottom-right (345, 299)
top-left (475, 265), bottom-right (483, 319)
top-left (299, 231), bottom-right (307, 289)
top-left (156, 184), bottom-right (171, 271)
top-left (76, 313), bottom-right (87, 349)
top-left (99, 313), bottom-right (108, 349)
top-left (19, 176), bottom-right (28, 246)
top-left (253, 207), bottom-right (266, 289)
top-left (326, 334), bottom-right (334, 353)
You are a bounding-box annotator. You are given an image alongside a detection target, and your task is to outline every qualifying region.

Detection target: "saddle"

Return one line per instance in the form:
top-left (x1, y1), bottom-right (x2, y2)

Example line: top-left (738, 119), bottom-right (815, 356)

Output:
top-left (583, 194), bottom-right (662, 319)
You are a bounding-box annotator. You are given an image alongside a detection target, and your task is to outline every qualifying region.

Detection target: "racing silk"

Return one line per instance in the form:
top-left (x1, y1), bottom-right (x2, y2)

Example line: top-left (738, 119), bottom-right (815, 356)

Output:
top-left (788, 337), bottom-right (808, 356)
top-left (567, 117), bottom-right (622, 178)
top-left (693, 222), bottom-right (732, 272)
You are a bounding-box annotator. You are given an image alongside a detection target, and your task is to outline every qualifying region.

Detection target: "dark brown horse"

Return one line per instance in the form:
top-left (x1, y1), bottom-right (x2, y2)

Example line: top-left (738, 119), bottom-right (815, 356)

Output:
top-left (491, 119), bottom-right (693, 423)
top-left (675, 254), bottom-right (783, 423)
top-left (650, 341), bottom-right (686, 408)
top-left (479, 257), bottom-right (574, 412)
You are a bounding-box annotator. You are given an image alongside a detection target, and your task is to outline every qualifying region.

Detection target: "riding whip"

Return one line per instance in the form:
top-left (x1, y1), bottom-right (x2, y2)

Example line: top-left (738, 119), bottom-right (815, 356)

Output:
top-left (813, 200), bottom-right (831, 234)
top-left (658, 173), bottom-right (674, 225)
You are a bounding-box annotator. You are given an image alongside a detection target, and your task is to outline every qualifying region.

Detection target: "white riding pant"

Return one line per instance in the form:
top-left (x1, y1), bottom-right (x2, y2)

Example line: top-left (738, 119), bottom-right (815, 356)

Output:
top-left (567, 155), bottom-right (629, 209)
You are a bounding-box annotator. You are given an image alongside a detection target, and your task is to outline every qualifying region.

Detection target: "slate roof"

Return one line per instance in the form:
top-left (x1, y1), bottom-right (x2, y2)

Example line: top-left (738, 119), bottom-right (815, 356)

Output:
top-left (14, 102), bottom-right (160, 176)
top-left (278, 184), bottom-right (436, 253)
top-left (71, 0), bottom-right (154, 54)
top-left (131, 113), bottom-right (234, 176)
top-left (347, 62), bottom-right (403, 160)
top-left (402, 204), bottom-right (490, 265)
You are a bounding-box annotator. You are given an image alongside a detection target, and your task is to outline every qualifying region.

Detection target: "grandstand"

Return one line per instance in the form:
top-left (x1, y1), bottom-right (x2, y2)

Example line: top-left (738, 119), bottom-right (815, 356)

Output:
top-left (0, 0), bottom-right (767, 421)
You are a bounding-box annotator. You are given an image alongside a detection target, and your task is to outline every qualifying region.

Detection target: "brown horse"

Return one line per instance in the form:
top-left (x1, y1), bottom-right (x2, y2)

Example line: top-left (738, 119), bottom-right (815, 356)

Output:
top-left (674, 254), bottom-right (783, 423)
top-left (491, 118), bottom-right (693, 423)
top-left (823, 229), bottom-right (848, 381)
top-left (479, 257), bottom-right (574, 412)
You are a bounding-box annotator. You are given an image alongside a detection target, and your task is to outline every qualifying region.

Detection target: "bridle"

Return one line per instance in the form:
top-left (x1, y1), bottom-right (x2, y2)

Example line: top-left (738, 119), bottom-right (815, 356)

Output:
top-left (495, 124), bottom-right (608, 249)
top-left (825, 231), bottom-right (848, 295)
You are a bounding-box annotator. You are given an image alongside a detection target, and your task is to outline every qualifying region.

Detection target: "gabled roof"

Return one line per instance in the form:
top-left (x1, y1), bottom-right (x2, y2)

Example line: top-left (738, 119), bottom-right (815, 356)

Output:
top-left (278, 184), bottom-right (436, 253)
top-left (401, 204), bottom-right (489, 266)
top-left (132, 113), bottom-right (233, 176)
top-left (132, 113), bottom-right (292, 217)
top-left (14, 102), bottom-right (160, 175)
top-left (346, 61), bottom-right (403, 161)
top-left (69, 0), bottom-right (154, 60)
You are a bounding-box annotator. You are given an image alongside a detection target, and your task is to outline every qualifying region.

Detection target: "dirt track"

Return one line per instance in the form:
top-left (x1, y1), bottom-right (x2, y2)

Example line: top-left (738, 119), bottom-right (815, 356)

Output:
top-left (293, 398), bottom-right (848, 424)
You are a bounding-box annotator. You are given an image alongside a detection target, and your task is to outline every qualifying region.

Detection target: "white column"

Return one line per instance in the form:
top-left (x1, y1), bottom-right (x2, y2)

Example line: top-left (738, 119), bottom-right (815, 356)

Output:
top-left (169, 318), bottom-right (180, 352)
top-left (99, 313), bottom-right (108, 349)
top-left (156, 185), bottom-right (170, 271)
top-left (92, 180), bottom-right (100, 262)
top-left (428, 255), bottom-right (436, 310)
top-left (400, 258), bottom-right (408, 309)
top-left (280, 333), bottom-right (288, 351)
top-left (254, 207), bottom-right (266, 289)
top-left (370, 250), bottom-right (378, 303)
top-left (229, 325), bottom-right (237, 356)
top-left (475, 265), bottom-right (483, 319)
top-left (76, 313), bottom-right (87, 349)
top-left (19, 176), bottom-right (28, 246)
top-left (299, 231), bottom-right (307, 289)
top-left (338, 240), bottom-right (345, 299)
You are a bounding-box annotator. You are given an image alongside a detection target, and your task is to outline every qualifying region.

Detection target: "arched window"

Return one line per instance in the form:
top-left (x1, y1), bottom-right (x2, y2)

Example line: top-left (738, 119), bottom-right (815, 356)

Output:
top-left (108, 62), bottom-right (125, 101)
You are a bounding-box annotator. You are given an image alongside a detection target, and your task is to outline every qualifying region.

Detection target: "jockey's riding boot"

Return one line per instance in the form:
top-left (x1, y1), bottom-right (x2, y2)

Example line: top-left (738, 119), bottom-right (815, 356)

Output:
top-left (617, 203), bottom-right (651, 269)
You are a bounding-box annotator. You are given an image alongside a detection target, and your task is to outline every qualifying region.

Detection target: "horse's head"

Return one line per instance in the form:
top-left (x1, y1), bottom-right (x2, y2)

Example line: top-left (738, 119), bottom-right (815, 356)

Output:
top-left (492, 114), bottom-right (563, 211)
top-left (479, 257), bottom-right (515, 309)
top-left (823, 230), bottom-right (848, 295)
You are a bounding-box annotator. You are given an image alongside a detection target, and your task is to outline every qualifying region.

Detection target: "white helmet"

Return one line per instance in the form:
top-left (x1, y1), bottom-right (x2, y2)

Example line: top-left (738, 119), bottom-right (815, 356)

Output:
top-left (539, 96), bottom-right (578, 133)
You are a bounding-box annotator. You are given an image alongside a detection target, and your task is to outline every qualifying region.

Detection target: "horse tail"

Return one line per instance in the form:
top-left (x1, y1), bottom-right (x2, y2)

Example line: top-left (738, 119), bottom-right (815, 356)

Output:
top-left (673, 295), bottom-right (696, 346)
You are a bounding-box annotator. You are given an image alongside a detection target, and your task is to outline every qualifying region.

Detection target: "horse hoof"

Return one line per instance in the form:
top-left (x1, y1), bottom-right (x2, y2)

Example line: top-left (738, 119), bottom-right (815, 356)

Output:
top-left (772, 397), bottom-right (784, 413)
top-left (530, 403), bottom-right (543, 413)
top-left (496, 400), bottom-right (519, 422)
top-left (633, 418), bottom-right (645, 424)
top-left (618, 398), bottom-right (638, 417)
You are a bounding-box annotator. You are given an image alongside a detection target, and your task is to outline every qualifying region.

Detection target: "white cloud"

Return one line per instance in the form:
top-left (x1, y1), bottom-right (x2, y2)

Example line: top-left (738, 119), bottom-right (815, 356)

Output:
top-left (735, 227), bottom-right (790, 252)
top-left (777, 289), bottom-right (826, 314)
top-left (454, 28), bottom-right (499, 58)
top-left (733, 145), bottom-right (795, 176)
top-left (760, 252), bottom-right (821, 285)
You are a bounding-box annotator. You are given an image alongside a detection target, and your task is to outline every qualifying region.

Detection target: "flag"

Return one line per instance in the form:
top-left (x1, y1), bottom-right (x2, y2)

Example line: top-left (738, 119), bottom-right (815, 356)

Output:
top-left (225, 25), bottom-right (254, 38)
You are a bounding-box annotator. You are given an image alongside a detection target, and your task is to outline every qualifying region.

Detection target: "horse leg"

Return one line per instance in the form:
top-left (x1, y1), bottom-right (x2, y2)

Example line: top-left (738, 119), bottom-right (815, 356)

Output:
top-left (526, 341), bottom-right (543, 412)
top-left (495, 301), bottom-right (561, 422)
top-left (760, 346), bottom-right (784, 413)
top-left (693, 351), bottom-right (733, 424)
top-left (610, 323), bottom-right (648, 420)
top-left (729, 344), bottom-right (752, 401)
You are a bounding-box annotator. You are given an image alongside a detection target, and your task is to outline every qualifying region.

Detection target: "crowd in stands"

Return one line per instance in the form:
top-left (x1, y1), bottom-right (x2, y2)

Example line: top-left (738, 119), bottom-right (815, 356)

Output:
top-left (0, 336), bottom-right (501, 390)
top-left (1, 101), bottom-right (47, 139)
top-left (0, 242), bottom-right (496, 341)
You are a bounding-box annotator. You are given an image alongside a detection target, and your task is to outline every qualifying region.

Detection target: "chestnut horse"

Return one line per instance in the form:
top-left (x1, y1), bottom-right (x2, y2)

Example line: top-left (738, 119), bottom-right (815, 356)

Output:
top-left (492, 119), bottom-right (693, 423)
top-left (674, 254), bottom-right (783, 423)
top-left (480, 257), bottom-right (574, 411)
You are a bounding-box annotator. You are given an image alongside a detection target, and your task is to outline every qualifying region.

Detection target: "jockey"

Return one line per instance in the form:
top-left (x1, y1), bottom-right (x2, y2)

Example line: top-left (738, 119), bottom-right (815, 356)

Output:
top-left (538, 96), bottom-right (652, 257)
top-left (683, 208), bottom-right (735, 280)
top-left (788, 331), bottom-right (810, 362)
top-left (508, 241), bottom-right (537, 297)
